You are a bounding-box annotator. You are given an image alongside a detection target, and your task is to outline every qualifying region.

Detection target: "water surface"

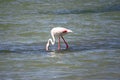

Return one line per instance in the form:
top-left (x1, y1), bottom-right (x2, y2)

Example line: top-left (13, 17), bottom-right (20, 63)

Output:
top-left (0, 0), bottom-right (120, 80)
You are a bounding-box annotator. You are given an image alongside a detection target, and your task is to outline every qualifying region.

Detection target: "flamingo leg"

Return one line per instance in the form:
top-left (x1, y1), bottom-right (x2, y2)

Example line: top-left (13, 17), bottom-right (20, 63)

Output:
top-left (61, 36), bottom-right (69, 49)
top-left (58, 36), bottom-right (61, 50)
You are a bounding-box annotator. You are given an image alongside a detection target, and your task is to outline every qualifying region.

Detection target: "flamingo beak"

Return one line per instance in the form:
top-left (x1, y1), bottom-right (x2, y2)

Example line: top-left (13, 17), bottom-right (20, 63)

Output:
top-left (67, 29), bottom-right (73, 33)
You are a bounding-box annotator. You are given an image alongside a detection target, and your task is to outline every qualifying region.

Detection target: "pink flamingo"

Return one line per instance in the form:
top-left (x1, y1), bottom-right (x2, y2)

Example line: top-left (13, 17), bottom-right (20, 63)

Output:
top-left (46, 27), bottom-right (72, 51)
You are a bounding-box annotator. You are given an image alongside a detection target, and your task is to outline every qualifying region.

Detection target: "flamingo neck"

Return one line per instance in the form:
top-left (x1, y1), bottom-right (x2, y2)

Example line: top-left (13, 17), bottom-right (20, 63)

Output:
top-left (46, 32), bottom-right (55, 50)
top-left (51, 32), bottom-right (55, 45)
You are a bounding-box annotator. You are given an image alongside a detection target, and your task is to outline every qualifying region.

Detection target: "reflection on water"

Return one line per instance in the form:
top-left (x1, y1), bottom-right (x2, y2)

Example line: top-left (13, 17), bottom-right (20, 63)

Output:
top-left (0, 0), bottom-right (120, 80)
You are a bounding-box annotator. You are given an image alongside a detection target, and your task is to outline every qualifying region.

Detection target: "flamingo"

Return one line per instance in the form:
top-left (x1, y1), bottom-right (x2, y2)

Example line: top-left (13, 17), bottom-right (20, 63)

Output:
top-left (46, 27), bottom-right (72, 51)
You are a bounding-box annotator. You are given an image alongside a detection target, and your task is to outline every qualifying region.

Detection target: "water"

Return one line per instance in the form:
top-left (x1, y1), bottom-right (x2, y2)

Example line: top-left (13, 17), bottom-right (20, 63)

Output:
top-left (0, 0), bottom-right (120, 80)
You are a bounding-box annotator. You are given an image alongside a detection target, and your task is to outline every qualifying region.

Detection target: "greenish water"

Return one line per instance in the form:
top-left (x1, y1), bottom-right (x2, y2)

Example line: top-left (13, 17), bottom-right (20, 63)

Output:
top-left (0, 0), bottom-right (120, 80)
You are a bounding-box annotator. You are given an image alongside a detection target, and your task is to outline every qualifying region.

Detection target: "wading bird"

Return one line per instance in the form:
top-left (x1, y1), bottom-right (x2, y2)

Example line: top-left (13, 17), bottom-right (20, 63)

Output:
top-left (46, 27), bottom-right (72, 51)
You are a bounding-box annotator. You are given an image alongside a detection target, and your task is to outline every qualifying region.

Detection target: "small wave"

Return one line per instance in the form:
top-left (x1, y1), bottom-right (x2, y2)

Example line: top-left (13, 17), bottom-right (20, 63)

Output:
top-left (70, 38), bottom-right (120, 52)
top-left (0, 43), bottom-right (46, 54)
top-left (0, 38), bottom-right (120, 54)
top-left (37, 4), bottom-right (120, 14)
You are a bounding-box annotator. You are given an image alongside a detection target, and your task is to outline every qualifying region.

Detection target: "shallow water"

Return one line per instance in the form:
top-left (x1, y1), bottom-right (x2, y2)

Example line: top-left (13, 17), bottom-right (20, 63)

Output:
top-left (0, 0), bottom-right (120, 80)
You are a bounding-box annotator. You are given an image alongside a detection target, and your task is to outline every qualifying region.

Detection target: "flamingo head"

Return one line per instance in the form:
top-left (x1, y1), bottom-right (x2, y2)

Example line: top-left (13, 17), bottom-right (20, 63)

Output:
top-left (61, 29), bottom-right (72, 36)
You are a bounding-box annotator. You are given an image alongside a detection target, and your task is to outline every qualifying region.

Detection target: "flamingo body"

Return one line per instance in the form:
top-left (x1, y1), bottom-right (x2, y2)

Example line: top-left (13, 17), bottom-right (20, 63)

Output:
top-left (46, 27), bottom-right (72, 51)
